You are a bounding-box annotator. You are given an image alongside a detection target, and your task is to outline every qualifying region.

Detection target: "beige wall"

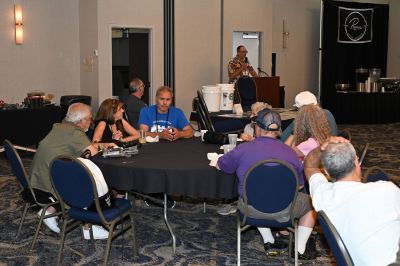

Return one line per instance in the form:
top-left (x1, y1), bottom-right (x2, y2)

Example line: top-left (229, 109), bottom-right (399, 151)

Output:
top-left (79, 0), bottom-right (99, 108)
top-left (387, 0), bottom-right (400, 76)
top-left (0, 0), bottom-right (80, 104)
top-left (96, 0), bottom-right (164, 109)
top-left (271, 0), bottom-right (321, 107)
top-left (175, 0), bottom-right (221, 116)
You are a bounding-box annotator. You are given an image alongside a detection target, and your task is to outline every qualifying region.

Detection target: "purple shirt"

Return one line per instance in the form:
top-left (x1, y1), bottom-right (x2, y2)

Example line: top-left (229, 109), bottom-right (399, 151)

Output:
top-left (217, 136), bottom-right (304, 198)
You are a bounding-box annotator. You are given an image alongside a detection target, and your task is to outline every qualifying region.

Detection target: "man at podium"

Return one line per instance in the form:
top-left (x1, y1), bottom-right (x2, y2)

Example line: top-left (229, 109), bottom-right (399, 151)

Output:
top-left (228, 45), bottom-right (258, 83)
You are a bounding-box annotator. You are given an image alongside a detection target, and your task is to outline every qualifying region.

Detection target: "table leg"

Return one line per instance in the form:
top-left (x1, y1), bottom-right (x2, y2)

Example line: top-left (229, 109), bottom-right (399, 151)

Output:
top-left (164, 193), bottom-right (176, 254)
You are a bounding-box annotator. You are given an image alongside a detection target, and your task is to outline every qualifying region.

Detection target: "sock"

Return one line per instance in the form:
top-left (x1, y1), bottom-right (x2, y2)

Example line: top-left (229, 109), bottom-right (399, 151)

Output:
top-left (297, 226), bottom-right (313, 254)
top-left (257, 227), bottom-right (274, 244)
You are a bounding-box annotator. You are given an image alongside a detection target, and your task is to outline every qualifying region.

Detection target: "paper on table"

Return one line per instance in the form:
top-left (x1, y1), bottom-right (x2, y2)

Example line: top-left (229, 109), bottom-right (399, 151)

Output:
top-left (146, 135), bottom-right (159, 143)
top-left (207, 152), bottom-right (223, 167)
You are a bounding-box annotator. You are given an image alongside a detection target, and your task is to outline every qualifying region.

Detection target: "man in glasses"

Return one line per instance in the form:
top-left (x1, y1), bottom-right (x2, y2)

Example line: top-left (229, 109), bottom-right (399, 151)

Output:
top-left (228, 45), bottom-right (258, 83)
top-left (30, 103), bottom-right (114, 238)
top-left (124, 78), bottom-right (147, 128)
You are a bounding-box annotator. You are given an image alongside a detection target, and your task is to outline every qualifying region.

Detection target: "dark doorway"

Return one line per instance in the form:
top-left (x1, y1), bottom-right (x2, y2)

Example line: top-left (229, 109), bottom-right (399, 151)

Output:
top-left (112, 28), bottom-right (150, 104)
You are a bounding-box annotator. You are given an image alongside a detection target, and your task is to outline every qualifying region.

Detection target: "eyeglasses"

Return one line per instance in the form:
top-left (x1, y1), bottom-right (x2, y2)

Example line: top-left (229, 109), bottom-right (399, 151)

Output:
top-left (239, 50), bottom-right (248, 53)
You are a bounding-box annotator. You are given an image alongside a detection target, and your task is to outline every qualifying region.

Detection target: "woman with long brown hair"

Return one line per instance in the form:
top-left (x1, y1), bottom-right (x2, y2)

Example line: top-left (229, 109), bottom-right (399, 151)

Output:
top-left (93, 98), bottom-right (139, 143)
top-left (285, 104), bottom-right (331, 158)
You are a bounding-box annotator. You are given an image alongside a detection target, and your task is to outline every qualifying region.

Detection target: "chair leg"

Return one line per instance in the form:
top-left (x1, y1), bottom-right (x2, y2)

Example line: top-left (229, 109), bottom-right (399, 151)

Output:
top-left (129, 210), bottom-right (137, 257)
top-left (104, 223), bottom-right (116, 266)
top-left (294, 223), bottom-right (298, 266)
top-left (16, 203), bottom-right (29, 238)
top-left (31, 209), bottom-right (45, 250)
top-left (56, 218), bottom-right (68, 266)
top-left (237, 214), bottom-right (241, 266)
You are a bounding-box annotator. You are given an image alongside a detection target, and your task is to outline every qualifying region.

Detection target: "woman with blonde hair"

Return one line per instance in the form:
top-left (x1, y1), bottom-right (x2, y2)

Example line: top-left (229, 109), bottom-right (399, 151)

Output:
top-left (93, 98), bottom-right (139, 143)
top-left (285, 104), bottom-right (331, 158)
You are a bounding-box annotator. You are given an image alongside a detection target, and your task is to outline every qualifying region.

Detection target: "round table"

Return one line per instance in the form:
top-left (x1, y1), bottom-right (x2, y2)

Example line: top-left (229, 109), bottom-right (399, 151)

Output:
top-left (92, 137), bottom-right (238, 199)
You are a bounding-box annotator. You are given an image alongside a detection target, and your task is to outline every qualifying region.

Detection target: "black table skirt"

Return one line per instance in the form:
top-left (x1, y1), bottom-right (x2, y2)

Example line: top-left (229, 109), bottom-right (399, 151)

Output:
top-left (333, 92), bottom-right (400, 124)
top-left (0, 106), bottom-right (66, 146)
top-left (92, 138), bottom-right (238, 199)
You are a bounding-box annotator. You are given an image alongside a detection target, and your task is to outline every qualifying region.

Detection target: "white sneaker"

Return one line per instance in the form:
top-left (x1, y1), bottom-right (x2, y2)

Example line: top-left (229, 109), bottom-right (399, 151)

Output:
top-left (83, 225), bottom-right (109, 240)
top-left (217, 203), bottom-right (237, 215)
top-left (37, 209), bottom-right (60, 234)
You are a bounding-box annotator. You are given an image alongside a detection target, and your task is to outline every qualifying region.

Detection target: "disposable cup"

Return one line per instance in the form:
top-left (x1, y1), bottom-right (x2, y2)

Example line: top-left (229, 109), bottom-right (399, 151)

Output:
top-left (223, 144), bottom-right (235, 154)
top-left (228, 134), bottom-right (238, 146)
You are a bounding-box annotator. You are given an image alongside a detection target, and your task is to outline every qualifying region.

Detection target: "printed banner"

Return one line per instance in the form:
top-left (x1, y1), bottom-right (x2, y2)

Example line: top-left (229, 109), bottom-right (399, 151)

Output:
top-left (337, 7), bottom-right (373, 43)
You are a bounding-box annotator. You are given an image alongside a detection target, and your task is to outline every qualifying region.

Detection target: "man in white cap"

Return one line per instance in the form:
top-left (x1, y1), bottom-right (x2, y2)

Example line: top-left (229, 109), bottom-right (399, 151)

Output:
top-left (280, 91), bottom-right (337, 142)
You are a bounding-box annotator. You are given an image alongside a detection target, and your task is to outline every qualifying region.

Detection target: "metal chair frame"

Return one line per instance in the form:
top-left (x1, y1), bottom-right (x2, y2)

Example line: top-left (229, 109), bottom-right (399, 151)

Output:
top-left (318, 211), bottom-right (354, 266)
top-left (3, 140), bottom-right (60, 248)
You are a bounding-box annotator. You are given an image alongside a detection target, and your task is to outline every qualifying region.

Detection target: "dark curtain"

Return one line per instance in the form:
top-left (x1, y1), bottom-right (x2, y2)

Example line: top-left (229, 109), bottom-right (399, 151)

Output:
top-left (321, 0), bottom-right (389, 119)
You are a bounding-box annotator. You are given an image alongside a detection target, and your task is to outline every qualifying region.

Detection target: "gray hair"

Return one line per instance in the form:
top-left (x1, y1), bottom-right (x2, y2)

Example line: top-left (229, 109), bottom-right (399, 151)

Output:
top-left (129, 78), bottom-right (143, 93)
top-left (64, 103), bottom-right (91, 124)
top-left (320, 142), bottom-right (356, 181)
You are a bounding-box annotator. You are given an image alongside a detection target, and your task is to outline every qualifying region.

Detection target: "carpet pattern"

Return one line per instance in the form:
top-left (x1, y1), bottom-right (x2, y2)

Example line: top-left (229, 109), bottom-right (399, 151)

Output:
top-left (0, 123), bottom-right (399, 265)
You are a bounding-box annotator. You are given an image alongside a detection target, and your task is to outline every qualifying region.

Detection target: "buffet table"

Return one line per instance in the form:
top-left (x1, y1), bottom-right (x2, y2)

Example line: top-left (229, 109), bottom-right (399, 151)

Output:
top-left (334, 92), bottom-right (400, 124)
top-left (0, 105), bottom-right (66, 146)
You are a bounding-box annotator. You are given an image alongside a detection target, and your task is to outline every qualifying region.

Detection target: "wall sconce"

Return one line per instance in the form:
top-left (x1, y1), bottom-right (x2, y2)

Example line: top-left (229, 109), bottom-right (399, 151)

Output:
top-left (14, 4), bottom-right (23, 44)
top-left (282, 19), bottom-right (289, 48)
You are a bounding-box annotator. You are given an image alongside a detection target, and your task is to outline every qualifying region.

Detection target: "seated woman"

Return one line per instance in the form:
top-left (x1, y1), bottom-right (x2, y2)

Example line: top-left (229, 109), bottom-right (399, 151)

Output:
top-left (284, 104), bottom-right (331, 158)
top-left (93, 98), bottom-right (139, 144)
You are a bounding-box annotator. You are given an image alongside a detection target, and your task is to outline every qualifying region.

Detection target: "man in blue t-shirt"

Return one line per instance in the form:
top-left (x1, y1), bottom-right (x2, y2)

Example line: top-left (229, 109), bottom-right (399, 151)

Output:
top-left (139, 86), bottom-right (193, 141)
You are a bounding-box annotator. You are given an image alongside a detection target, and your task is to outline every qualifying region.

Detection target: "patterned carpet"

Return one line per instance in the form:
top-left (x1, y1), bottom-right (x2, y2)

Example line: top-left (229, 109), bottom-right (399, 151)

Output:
top-left (0, 123), bottom-right (399, 265)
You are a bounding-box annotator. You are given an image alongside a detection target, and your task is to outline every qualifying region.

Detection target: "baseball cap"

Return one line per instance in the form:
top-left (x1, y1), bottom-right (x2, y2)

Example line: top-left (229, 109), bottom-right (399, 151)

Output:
top-left (293, 91), bottom-right (317, 108)
top-left (255, 108), bottom-right (281, 131)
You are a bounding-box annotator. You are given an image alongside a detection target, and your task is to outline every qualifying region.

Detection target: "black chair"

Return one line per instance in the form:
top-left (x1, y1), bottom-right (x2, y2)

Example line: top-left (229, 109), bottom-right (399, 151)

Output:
top-left (235, 76), bottom-right (257, 108)
top-left (363, 166), bottom-right (390, 183)
top-left (237, 159), bottom-right (300, 266)
top-left (318, 211), bottom-right (354, 266)
top-left (196, 90), bottom-right (244, 133)
top-left (50, 155), bottom-right (136, 265)
top-left (357, 142), bottom-right (369, 166)
top-left (3, 140), bottom-right (60, 245)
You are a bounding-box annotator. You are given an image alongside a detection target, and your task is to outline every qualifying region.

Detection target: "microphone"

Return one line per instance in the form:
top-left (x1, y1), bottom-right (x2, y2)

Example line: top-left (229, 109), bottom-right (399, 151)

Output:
top-left (257, 67), bottom-right (269, 77)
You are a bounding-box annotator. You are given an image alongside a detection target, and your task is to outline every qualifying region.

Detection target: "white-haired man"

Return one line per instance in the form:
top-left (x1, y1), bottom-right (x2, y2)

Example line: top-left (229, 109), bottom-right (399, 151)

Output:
top-left (304, 137), bottom-right (400, 266)
top-left (30, 103), bottom-right (112, 239)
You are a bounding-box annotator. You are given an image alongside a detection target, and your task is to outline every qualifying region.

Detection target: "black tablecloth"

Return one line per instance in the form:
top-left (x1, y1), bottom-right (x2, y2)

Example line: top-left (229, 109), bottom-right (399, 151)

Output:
top-left (92, 138), bottom-right (238, 199)
top-left (334, 92), bottom-right (400, 124)
top-left (0, 106), bottom-right (66, 146)
top-left (190, 110), bottom-right (293, 130)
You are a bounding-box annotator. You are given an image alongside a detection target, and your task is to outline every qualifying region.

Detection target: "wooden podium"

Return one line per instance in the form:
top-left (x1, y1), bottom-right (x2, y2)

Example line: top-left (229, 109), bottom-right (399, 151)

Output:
top-left (254, 76), bottom-right (280, 107)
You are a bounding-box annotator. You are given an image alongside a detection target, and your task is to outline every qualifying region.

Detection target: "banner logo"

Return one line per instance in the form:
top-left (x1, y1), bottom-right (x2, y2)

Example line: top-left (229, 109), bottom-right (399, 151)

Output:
top-left (338, 7), bottom-right (373, 43)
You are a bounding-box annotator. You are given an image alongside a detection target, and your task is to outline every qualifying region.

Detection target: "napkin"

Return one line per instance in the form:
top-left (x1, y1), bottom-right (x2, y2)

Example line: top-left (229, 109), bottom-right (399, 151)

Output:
top-left (207, 152), bottom-right (223, 167)
top-left (146, 135), bottom-right (159, 143)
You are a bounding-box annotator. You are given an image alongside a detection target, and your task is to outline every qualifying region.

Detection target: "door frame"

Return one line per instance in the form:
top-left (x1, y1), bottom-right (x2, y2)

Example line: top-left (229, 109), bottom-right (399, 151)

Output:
top-left (109, 24), bottom-right (154, 104)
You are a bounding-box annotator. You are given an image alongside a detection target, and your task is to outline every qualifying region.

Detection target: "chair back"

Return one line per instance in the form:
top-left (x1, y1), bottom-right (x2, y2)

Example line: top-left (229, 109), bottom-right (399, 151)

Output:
top-left (196, 90), bottom-right (216, 132)
top-left (242, 159), bottom-right (298, 217)
top-left (357, 142), bottom-right (369, 166)
top-left (363, 166), bottom-right (389, 183)
top-left (318, 211), bottom-right (354, 266)
top-left (50, 155), bottom-right (96, 209)
top-left (235, 76), bottom-right (257, 107)
top-left (3, 140), bottom-right (30, 190)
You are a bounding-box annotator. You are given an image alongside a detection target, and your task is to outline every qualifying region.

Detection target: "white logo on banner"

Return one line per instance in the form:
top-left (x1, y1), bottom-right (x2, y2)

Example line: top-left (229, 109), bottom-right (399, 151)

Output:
top-left (338, 7), bottom-right (373, 43)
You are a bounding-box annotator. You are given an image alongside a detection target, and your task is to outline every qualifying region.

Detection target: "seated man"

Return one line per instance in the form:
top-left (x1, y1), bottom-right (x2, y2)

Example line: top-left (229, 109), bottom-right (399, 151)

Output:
top-left (217, 109), bottom-right (317, 259)
top-left (139, 86), bottom-right (193, 141)
top-left (124, 78), bottom-right (147, 128)
top-left (304, 137), bottom-right (400, 266)
top-left (30, 103), bottom-right (113, 239)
